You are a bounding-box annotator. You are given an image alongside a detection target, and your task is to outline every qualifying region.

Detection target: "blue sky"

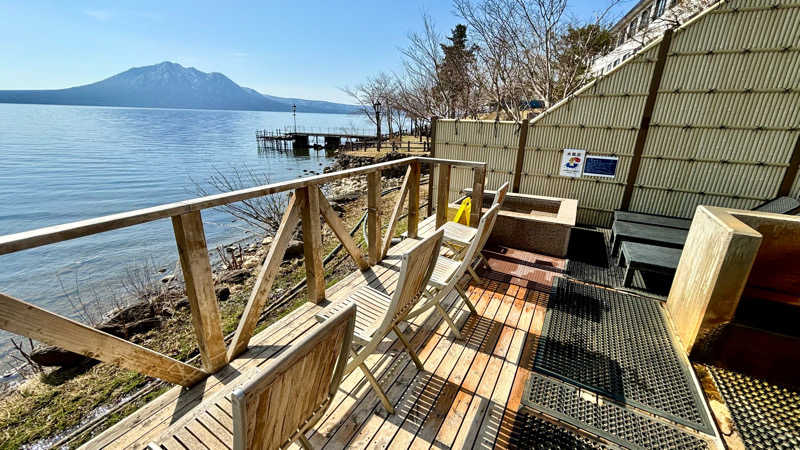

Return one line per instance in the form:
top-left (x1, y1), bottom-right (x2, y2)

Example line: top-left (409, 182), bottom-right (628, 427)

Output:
top-left (0, 1), bottom-right (632, 103)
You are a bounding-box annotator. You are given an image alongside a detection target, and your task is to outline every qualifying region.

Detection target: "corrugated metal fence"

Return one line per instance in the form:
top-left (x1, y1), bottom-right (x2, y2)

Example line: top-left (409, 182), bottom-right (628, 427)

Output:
top-left (432, 0), bottom-right (800, 227)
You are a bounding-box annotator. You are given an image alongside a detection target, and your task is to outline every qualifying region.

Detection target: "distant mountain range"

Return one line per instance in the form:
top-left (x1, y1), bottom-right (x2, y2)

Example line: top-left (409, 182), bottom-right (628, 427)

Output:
top-left (0, 61), bottom-right (359, 114)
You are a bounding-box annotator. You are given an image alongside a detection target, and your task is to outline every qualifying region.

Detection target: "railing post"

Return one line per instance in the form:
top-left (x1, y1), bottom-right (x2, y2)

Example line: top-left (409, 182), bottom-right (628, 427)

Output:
top-left (427, 117), bottom-right (438, 217)
top-left (408, 161), bottom-right (421, 238)
top-left (367, 171), bottom-right (382, 265)
top-left (172, 211), bottom-right (227, 373)
top-left (471, 166), bottom-right (486, 226)
top-left (513, 119), bottom-right (530, 193)
top-left (436, 163), bottom-right (451, 228)
top-left (296, 186), bottom-right (325, 303)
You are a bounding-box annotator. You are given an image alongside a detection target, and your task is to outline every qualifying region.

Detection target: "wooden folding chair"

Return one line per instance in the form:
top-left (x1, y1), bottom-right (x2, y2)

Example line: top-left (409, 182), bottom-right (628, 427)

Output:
top-left (405, 204), bottom-right (502, 339)
top-left (313, 229), bottom-right (444, 414)
top-left (148, 304), bottom-right (356, 450)
top-left (442, 182), bottom-right (509, 255)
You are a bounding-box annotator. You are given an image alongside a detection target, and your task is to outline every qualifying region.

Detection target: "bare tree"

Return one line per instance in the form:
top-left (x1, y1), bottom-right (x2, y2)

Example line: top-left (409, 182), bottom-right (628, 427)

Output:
top-left (193, 166), bottom-right (288, 235)
top-left (454, 0), bottom-right (618, 121)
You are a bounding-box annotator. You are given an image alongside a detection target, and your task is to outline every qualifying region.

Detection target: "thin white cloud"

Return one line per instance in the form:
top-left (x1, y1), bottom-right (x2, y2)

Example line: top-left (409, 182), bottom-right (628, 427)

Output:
top-left (85, 9), bottom-right (112, 21)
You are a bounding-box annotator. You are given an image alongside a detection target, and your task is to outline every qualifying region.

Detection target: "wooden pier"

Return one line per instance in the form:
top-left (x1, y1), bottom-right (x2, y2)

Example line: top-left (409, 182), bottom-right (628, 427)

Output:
top-left (256, 127), bottom-right (389, 151)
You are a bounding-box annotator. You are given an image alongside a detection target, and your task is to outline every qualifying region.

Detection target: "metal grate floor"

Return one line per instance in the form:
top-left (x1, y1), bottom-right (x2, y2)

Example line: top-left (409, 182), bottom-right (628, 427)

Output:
top-left (709, 366), bottom-right (800, 449)
top-left (509, 410), bottom-right (610, 449)
top-left (534, 278), bottom-right (714, 434)
top-left (522, 373), bottom-right (708, 450)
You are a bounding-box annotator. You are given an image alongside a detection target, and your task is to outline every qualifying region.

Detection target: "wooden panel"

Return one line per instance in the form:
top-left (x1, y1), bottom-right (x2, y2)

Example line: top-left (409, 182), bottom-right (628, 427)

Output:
top-left (436, 164), bottom-right (451, 228)
top-left (297, 186), bottom-right (325, 303)
top-left (407, 161), bottom-right (421, 239)
top-left (172, 211), bottom-right (227, 372)
top-left (666, 206), bottom-right (762, 353)
top-left (317, 186), bottom-right (369, 270)
top-left (367, 171), bottom-right (382, 265)
top-left (733, 211), bottom-right (800, 296)
top-left (381, 166), bottom-right (411, 259)
top-left (0, 292), bottom-right (205, 386)
top-left (227, 193), bottom-right (304, 360)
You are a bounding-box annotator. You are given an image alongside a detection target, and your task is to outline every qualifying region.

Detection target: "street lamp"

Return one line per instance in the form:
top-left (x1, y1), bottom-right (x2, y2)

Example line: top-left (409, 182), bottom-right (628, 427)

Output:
top-left (373, 100), bottom-right (381, 152)
top-left (292, 104), bottom-right (297, 133)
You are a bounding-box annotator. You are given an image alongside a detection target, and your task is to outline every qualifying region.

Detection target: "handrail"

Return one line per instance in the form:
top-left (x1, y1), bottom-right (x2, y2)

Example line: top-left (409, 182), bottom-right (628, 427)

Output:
top-left (0, 155), bottom-right (486, 387)
top-left (0, 156), bottom-right (484, 255)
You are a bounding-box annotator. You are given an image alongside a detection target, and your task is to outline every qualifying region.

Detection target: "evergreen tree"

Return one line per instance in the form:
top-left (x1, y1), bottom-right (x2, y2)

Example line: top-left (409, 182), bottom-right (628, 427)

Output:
top-left (436, 24), bottom-right (478, 118)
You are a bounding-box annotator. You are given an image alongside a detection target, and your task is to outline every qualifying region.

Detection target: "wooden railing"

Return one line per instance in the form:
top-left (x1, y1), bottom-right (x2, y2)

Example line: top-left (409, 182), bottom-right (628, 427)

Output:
top-left (0, 157), bottom-right (486, 386)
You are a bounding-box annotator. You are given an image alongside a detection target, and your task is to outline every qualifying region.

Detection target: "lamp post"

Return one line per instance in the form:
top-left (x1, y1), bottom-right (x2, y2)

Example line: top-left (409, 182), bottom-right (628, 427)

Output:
top-left (374, 100), bottom-right (381, 152)
top-left (292, 104), bottom-right (297, 133)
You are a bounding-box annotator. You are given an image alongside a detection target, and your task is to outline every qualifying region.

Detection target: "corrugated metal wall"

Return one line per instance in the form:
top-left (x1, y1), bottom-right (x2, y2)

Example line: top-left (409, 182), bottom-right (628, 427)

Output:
top-left (432, 0), bottom-right (800, 227)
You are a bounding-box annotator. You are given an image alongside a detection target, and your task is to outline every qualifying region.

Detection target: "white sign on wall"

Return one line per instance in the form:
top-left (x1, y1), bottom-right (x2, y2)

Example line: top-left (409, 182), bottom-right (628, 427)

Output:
top-left (559, 149), bottom-right (586, 178)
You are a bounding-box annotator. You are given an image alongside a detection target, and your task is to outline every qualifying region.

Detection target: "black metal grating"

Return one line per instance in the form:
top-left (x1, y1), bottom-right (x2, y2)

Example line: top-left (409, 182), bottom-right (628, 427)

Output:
top-left (509, 410), bottom-right (609, 449)
top-left (534, 279), bottom-right (714, 434)
top-left (709, 366), bottom-right (800, 449)
top-left (522, 373), bottom-right (708, 450)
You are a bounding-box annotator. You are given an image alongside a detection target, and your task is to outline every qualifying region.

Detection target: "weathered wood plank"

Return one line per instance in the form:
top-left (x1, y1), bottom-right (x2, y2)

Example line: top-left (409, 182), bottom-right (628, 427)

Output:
top-left (297, 186), bottom-right (325, 303)
top-left (367, 171), bottom-right (382, 265)
top-left (0, 292), bottom-right (206, 387)
top-left (172, 211), bottom-right (227, 372)
top-left (436, 164), bottom-right (451, 229)
top-left (408, 161), bottom-right (421, 238)
top-left (227, 193), bottom-right (304, 361)
top-left (381, 166), bottom-right (411, 259)
top-left (316, 186), bottom-right (369, 271)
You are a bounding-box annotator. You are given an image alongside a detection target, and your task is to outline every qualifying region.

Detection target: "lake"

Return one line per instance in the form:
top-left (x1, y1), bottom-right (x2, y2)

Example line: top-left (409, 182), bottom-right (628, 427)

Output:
top-left (0, 103), bottom-right (374, 361)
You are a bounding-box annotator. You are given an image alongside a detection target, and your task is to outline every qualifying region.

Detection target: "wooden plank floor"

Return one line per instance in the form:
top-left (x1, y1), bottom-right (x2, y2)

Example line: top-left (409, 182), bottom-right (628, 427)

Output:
top-left (84, 216), bottom-right (556, 449)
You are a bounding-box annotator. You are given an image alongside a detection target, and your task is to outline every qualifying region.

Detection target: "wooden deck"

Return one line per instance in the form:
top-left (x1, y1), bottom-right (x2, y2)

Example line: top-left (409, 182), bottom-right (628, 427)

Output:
top-left (83, 217), bottom-right (554, 449)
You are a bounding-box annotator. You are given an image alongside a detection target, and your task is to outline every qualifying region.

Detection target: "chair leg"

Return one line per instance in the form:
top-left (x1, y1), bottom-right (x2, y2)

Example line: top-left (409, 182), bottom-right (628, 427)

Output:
top-left (359, 362), bottom-right (394, 414)
top-left (392, 325), bottom-right (425, 371)
top-left (433, 302), bottom-right (463, 340)
top-left (455, 285), bottom-right (478, 315)
top-left (467, 265), bottom-right (482, 283)
top-left (297, 434), bottom-right (313, 450)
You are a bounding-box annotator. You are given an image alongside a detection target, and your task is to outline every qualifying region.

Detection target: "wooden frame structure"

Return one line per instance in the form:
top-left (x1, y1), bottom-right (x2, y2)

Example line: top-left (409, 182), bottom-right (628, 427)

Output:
top-left (666, 206), bottom-right (800, 354)
top-left (0, 157), bottom-right (486, 387)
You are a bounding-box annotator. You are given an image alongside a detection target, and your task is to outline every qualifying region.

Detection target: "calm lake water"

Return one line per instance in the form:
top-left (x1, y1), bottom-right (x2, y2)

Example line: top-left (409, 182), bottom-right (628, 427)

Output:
top-left (0, 103), bottom-right (373, 360)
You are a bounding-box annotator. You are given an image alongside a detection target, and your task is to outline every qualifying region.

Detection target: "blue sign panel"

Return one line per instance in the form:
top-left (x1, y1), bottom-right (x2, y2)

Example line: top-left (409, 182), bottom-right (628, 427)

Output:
top-left (583, 156), bottom-right (618, 178)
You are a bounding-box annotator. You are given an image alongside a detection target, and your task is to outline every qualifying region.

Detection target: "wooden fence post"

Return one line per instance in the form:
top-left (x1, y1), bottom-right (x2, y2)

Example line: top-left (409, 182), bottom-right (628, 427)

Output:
top-left (427, 117), bottom-right (438, 217)
top-left (172, 211), bottom-right (227, 373)
top-left (471, 166), bottom-right (486, 226)
top-left (408, 161), bottom-right (421, 238)
top-left (621, 29), bottom-right (673, 211)
top-left (512, 119), bottom-right (530, 193)
top-left (367, 171), bottom-right (382, 265)
top-left (436, 163), bottom-right (452, 228)
top-left (297, 186), bottom-right (325, 303)
top-left (382, 166), bottom-right (412, 258)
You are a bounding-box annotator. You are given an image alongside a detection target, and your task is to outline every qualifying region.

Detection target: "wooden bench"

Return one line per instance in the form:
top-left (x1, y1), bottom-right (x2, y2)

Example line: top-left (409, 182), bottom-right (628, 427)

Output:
top-left (613, 211), bottom-right (691, 230)
top-left (618, 241), bottom-right (682, 288)
top-left (610, 221), bottom-right (688, 256)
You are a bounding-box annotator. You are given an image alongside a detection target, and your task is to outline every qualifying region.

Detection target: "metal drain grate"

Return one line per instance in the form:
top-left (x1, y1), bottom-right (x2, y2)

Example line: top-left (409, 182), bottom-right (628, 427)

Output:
top-left (522, 373), bottom-right (708, 450)
top-left (534, 279), bottom-right (714, 434)
top-left (509, 410), bottom-right (609, 449)
top-left (709, 366), bottom-right (800, 449)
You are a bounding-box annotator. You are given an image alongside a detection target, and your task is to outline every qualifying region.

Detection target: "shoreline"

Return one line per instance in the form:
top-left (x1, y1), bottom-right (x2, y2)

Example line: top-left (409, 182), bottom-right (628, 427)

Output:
top-left (0, 151), bottom-right (422, 449)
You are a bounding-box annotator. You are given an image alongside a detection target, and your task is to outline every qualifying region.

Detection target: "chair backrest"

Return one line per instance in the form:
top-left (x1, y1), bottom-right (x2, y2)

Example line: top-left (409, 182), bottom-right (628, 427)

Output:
top-left (231, 304), bottom-right (356, 450)
top-left (446, 204), bottom-right (501, 291)
top-left (382, 229), bottom-right (445, 328)
top-left (491, 182), bottom-right (510, 208)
